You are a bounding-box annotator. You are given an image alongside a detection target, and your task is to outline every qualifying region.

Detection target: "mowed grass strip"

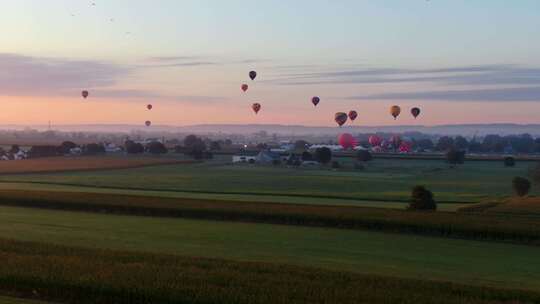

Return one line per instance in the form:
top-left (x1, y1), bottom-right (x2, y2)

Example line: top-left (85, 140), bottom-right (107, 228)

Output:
top-left (0, 239), bottom-right (538, 304)
top-left (0, 190), bottom-right (539, 245)
top-left (0, 156), bottom-right (196, 175)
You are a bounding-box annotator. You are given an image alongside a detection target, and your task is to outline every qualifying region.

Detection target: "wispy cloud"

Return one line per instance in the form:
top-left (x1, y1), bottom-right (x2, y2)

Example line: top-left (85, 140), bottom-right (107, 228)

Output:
top-left (270, 64), bottom-right (540, 87)
top-left (348, 86), bottom-right (540, 102)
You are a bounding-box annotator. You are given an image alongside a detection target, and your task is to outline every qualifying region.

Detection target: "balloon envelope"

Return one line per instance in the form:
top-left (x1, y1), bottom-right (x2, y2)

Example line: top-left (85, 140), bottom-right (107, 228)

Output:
top-left (312, 96), bottom-right (320, 106)
top-left (334, 112), bottom-right (348, 127)
top-left (147, 104), bottom-right (153, 110)
top-left (399, 141), bottom-right (413, 153)
top-left (82, 90), bottom-right (89, 99)
top-left (390, 105), bottom-right (401, 120)
top-left (145, 121), bottom-right (151, 127)
top-left (348, 110), bottom-right (358, 121)
top-left (241, 84), bottom-right (248, 92)
top-left (252, 103), bottom-right (261, 114)
top-left (249, 71), bottom-right (257, 80)
top-left (369, 135), bottom-right (382, 147)
top-left (411, 107), bottom-right (421, 119)
top-left (338, 133), bottom-right (357, 149)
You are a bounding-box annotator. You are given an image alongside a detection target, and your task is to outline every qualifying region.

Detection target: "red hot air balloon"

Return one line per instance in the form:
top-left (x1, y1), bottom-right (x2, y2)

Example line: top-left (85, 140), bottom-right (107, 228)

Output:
top-left (335, 112), bottom-right (348, 127)
top-left (145, 120), bottom-right (151, 127)
top-left (241, 84), bottom-right (248, 92)
top-left (348, 110), bottom-right (358, 121)
top-left (249, 71), bottom-right (257, 80)
top-left (369, 135), bottom-right (382, 147)
top-left (252, 103), bottom-right (261, 114)
top-left (411, 107), bottom-right (421, 119)
top-left (147, 104), bottom-right (153, 110)
top-left (312, 96), bottom-right (320, 106)
top-left (399, 141), bottom-right (413, 153)
top-left (338, 133), bottom-right (357, 150)
top-left (82, 90), bottom-right (89, 99)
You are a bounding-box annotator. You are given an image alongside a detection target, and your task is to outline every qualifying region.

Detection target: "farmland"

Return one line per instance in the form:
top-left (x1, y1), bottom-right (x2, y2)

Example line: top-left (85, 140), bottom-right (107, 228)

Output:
top-left (0, 155), bottom-right (538, 303)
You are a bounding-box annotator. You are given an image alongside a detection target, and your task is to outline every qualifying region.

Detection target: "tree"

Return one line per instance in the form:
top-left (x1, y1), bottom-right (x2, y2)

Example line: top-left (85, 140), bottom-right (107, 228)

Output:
top-left (184, 135), bottom-right (200, 147)
top-left (408, 186), bottom-right (437, 211)
top-left (356, 150), bottom-right (373, 162)
top-left (210, 141), bottom-right (222, 151)
top-left (59, 141), bottom-right (77, 154)
top-left (416, 139), bottom-right (434, 151)
top-left (454, 136), bottom-right (469, 151)
top-left (9, 145), bottom-right (20, 154)
top-left (512, 177), bottom-right (531, 197)
top-left (436, 136), bottom-right (454, 151)
top-left (529, 162), bottom-right (540, 184)
top-left (504, 157), bottom-right (515, 167)
top-left (83, 143), bottom-right (105, 155)
top-left (146, 141), bottom-right (167, 154)
top-left (301, 151), bottom-right (313, 161)
top-left (314, 147), bottom-right (332, 165)
top-left (446, 149), bottom-right (465, 165)
top-left (183, 135), bottom-right (207, 159)
top-left (125, 140), bottom-right (144, 154)
top-left (294, 140), bottom-right (310, 151)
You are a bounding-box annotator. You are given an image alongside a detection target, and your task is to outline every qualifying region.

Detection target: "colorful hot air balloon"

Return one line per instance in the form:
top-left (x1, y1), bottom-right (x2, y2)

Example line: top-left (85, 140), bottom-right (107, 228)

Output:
top-left (335, 112), bottom-right (348, 127)
top-left (369, 135), bottom-right (382, 147)
top-left (399, 141), bottom-right (413, 153)
top-left (145, 120), bottom-right (151, 127)
top-left (147, 104), bottom-right (153, 110)
top-left (312, 96), bottom-right (320, 106)
top-left (390, 105), bottom-right (401, 120)
top-left (81, 90), bottom-right (89, 99)
top-left (241, 84), bottom-right (249, 92)
top-left (249, 71), bottom-right (257, 81)
top-left (411, 107), bottom-right (421, 119)
top-left (348, 110), bottom-right (358, 121)
top-left (252, 103), bottom-right (261, 114)
top-left (338, 133), bottom-right (357, 150)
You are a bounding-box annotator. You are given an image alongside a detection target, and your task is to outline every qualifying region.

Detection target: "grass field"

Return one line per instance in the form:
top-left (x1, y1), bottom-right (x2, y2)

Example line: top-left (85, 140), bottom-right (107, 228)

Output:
top-left (0, 205), bottom-right (539, 291)
top-left (0, 157), bottom-right (534, 205)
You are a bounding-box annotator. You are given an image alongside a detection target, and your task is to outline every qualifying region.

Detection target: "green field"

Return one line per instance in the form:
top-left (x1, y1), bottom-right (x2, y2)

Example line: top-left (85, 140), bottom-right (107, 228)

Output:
top-left (0, 157), bottom-right (534, 206)
top-left (0, 156), bottom-right (538, 303)
top-left (0, 205), bottom-right (539, 291)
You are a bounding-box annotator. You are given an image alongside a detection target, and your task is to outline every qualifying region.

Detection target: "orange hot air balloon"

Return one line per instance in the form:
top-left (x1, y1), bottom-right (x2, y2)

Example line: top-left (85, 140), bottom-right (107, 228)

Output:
top-left (335, 112), bottom-right (348, 127)
top-left (241, 84), bottom-right (249, 92)
top-left (411, 107), bottom-right (421, 119)
top-left (82, 90), bottom-right (89, 99)
top-left (249, 71), bottom-right (257, 80)
top-left (348, 110), bottom-right (358, 121)
top-left (390, 105), bottom-right (401, 120)
top-left (252, 103), bottom-right (261, 114)
top-left (147, 104), bottom-right (153, 110)
top-left (312, 96), bottom-right (320, 106)
top-left (145, 120), bottom-right (151, 127)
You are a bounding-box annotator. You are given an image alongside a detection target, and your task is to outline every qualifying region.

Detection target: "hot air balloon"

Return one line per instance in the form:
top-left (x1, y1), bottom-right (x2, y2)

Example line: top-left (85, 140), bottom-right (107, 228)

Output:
top-left (81, 90), bottom-right (89, 99)
top-left (348, 110), bottom-right (358, 121)
top-left (252, 103), bottom-right (261, 114)
top-left (147, 104), bottom-right (153, 110)
top-left (241, 84), bottom-right (249, 92)
top-left (145, 120), bottom-right (151, 127)
top-left (335, 112), bottom-right (348, 127)
top-left (369, 135), bottom-right (382, 147)
top-left (312, 96), bottom-right (320, 106)
top-left (390, 105), bottom-right (401, 120)
top-left (391, 135), bottom-right (402, 149)
top-left (338, 133), bottom-right (357, 150)
top-left (411, 107), bottom-right (421, 119)
top-left (249, 71), bottom-right (257, 81)
top-left (399, 141), bottom-right (413, 153)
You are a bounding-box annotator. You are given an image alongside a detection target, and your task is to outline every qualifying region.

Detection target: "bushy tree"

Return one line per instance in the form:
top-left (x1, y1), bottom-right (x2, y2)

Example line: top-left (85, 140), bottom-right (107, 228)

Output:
top-left (183, 135), bottom-right (207, 159)
top-left (146, 141), bottom-right (167, 154)
top-left (436, 136), bottom-right (454, 151)
top-left (314, 147), bottom-right (332, 164)
top-left (125, 140), bottom-right (144, 154)
top-left (408, 186), bottom-right (437, 211)
top-left (529, 162), bottom-right (540, 184)
top-left (59, 141), bottom-right (77, 154)
top-left (446, 149), bottom-right (465, 165)
top-left (301, 151), bottom-right (313, 161)
top-left (512, 177), bottom-right (531, 197)
top-left (294, 140), bottom-right (310, 151)
top-left (356, 150), bottom-right (373, 162)
top-left (504, 157), bottom-right (515, 167)
top-left (83, 143), bottom-right (105, 155)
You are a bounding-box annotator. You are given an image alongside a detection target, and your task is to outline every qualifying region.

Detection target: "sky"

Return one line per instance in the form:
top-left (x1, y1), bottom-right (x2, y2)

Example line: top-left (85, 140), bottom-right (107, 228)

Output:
top-left (0, 0), bottom-right (539, 127)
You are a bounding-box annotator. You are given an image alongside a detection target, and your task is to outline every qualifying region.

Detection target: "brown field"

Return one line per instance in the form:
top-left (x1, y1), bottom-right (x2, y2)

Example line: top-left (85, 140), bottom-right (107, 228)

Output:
top-left (0, 156), bottom-right (195, 174)
top-left (479, 197), bottom-right (540, 217)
